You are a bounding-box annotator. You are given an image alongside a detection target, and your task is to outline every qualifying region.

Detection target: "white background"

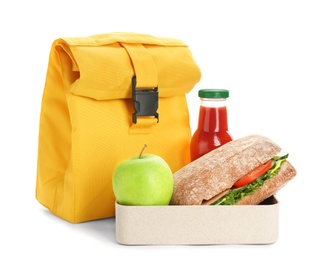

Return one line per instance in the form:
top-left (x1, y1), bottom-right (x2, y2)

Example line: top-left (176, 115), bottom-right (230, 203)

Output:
top-left (1, 0), bottom-right (319, 259)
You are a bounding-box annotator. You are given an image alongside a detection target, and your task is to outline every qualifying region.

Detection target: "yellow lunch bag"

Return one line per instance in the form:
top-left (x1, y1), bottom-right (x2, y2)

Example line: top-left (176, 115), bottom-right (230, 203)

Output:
top-left (36, 32), bottom-right (201, 223)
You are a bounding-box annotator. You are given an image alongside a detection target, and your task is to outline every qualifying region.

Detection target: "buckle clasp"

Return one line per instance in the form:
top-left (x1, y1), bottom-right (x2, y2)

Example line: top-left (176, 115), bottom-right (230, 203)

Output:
top-left (132, 76), bottom-right (159, 124)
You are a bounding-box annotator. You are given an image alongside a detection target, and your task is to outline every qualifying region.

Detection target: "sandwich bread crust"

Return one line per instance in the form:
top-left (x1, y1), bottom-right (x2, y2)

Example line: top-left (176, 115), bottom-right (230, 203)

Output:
top-left (236, 161), bottom-right (296, 205)
top-left (170, 135), bottom-right (282, 205)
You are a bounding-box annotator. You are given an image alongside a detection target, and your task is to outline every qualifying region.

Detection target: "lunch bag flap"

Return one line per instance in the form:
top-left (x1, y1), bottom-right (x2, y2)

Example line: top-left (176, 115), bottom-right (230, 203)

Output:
top-left (55, 32), bottom-right (201, 100)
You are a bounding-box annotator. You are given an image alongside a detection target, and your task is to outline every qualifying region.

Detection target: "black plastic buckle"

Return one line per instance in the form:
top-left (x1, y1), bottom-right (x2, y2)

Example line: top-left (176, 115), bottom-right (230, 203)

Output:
top-left (132, 76), bottom-right (159, 124)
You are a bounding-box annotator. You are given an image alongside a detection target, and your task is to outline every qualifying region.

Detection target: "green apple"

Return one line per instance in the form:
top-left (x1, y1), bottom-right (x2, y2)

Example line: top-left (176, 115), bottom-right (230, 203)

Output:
top-left (112, 144), bottom-right (174, 206)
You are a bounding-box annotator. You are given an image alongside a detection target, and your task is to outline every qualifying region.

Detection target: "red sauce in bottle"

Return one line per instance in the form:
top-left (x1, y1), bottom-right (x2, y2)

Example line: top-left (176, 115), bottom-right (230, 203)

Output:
top-left (190, 89), bottom-right (232, 161)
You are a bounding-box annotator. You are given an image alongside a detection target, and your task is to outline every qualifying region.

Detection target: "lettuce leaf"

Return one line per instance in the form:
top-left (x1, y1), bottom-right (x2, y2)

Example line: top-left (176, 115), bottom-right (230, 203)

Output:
top-left (213, 153), bottom-right (289, 205)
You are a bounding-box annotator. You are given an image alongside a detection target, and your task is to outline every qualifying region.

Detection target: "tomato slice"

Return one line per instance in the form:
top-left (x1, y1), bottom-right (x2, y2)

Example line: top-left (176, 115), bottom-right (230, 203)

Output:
top-left (233, 160), bottom-right (273, 188)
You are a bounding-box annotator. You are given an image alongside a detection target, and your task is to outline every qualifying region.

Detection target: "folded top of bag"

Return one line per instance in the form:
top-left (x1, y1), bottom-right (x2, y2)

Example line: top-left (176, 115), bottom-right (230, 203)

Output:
top-left (61, 32), bottom-right (188, 47)
top-left (53, 32), bottom-right (201, 100)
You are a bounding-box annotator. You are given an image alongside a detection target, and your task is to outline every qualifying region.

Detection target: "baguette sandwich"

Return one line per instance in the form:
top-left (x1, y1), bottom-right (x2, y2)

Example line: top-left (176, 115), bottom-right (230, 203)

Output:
top-left (170, 135), bottom-right (296, 205)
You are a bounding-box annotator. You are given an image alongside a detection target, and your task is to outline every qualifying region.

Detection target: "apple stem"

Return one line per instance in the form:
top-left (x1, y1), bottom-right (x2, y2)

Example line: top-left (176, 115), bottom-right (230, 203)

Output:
top-left (139, 144), bottom-right (147, 159)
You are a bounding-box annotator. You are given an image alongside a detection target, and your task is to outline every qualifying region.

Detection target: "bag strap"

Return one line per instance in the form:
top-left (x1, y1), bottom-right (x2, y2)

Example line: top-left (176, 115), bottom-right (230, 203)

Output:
top-left (120, 43), bottom-right (158, 88)
top-left (120, 42), bottom-right (159, 133)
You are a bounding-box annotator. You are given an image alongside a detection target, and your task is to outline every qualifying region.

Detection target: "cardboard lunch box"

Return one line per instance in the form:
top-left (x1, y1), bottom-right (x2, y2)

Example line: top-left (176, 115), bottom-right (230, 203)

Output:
top-left (115, 195), bottom-right (279, 245)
